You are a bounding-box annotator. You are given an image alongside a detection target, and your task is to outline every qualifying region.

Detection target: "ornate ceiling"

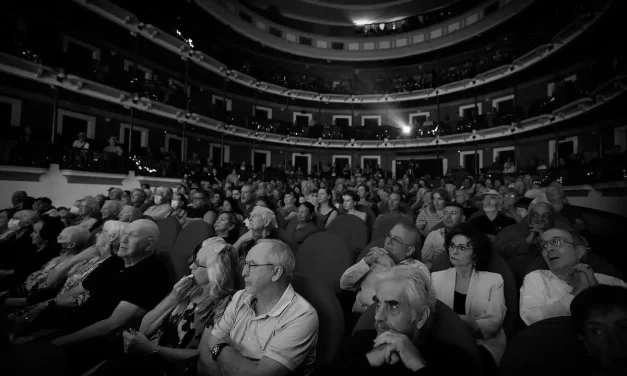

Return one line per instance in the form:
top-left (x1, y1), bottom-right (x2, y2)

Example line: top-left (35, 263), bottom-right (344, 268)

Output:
top-left (244, 0), bottom-right (458, 26)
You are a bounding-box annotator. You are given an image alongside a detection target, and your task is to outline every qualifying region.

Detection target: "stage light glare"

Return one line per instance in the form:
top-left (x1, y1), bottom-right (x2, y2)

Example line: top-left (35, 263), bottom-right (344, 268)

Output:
top-left (401, 125), bottom-right (411, 134)
top-left (353, 19), bottom-right (373, 26)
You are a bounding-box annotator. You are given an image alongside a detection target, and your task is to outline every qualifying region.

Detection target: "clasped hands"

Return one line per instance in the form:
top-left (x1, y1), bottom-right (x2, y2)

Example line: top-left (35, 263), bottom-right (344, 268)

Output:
top-left (363, 248), bottom-right (395, 267)
top-left (366, 330), bottom-right (426, 372)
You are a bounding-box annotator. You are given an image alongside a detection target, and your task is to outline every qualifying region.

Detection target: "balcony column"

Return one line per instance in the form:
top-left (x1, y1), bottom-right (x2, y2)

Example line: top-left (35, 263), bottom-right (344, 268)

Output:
top-left (220, 131), bottom-right (225, 167)
top-left (436, 137), bottom-right (441, 177)
top-left (554, 123), bottom-right (560, 168)
top-left (128, 35), bottom-right (140, 155)
top-left (50, 87), bottom-right (59, 145)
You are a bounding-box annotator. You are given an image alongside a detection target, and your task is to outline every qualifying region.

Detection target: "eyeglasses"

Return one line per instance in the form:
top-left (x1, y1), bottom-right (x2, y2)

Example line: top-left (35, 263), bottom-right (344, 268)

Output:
top-left (243, 261), bottom-right (275, 271)
top-left (539, 238), bottom-right (579, 251)
top-left (448, 243), bottom-right (473, 253)
top-left (385, 232), bottom-right (411, 247)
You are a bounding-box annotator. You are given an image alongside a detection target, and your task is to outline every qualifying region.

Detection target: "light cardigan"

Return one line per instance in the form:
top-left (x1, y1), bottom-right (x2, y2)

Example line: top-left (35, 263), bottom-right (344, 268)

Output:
top-left (420, 228), bottom-right (446, 269)
top-left (143, 203), bottom-right (173, 221)
top-left (432, 268), bottom-right (507, 364)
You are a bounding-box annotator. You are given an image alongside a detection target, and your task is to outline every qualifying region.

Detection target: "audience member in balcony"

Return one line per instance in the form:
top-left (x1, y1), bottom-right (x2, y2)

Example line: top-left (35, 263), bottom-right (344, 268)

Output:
top-left (35, 220), bottom-right (169, 373)
top-left (118, 206), bottom-right (142, 223)
top-left (470, 190), bottom-right (516, 240)
top-left (214, 212), bottom-right (240, 245)
top-left (198, 239), bottom-right (318, 376)
top-left (316, 188), bottom-right (338, 229)
top-left (545, 182), bottom-right (587, 233)
top-left (144, 187), bottom-right (174, 221)
top-left (76, 197), bottom-right (100, 231)
top-left (95, 237), bottom-right (238, 376)
top-left (520, 228), bottom-right (627, 326)
top-left (503, 158), bottom-right (516, 173)
top-left (343, 191), bottom-right (368, 223)
top-left (416, 188), bottom-right (449, 237)
top-left (221, 197), bottom-right (244, 222)
top-left (341, 223), bottom-right (428, 314)
top-left (103, 137), bottom-right (123, 157)
top-left (167, 193), bottom-right (188, 226)
top-left (285, 202), bottom-right (319, 246)
top-left (239, 185), bottom-right (255, 219)
top-left (72, 132), bottom-right (90, 150)
top-left (322, 266), bottom-right (476, 375)
top-left (421, 203), bottom-right (466, 270)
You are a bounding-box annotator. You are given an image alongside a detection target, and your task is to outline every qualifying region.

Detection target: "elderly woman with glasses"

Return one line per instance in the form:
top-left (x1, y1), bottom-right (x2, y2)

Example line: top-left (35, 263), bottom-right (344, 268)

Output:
top-left (520, 228), bottom-right (627, 326)
top-left (95, 237), bottom-right (239, 376)
top-left (431, 223), bottom-right (507, 370)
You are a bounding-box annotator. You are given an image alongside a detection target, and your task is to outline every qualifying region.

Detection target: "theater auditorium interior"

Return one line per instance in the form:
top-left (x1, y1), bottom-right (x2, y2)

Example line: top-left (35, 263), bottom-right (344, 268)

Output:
top-left (1, 0), bottom-right (626, 375)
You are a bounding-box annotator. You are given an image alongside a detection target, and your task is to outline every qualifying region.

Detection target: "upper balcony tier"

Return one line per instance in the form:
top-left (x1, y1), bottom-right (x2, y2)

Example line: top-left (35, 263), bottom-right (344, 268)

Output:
top-left (74, 0), bottom-right (611, 102)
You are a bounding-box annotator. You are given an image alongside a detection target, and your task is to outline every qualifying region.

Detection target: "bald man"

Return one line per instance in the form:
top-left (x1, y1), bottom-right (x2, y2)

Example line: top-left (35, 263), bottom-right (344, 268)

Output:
top-left (49, 219), bottom-right (169, 373)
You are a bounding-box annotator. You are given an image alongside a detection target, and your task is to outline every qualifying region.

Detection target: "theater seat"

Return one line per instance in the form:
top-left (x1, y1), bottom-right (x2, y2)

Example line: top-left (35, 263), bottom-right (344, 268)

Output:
top-left (355, 204), bottom-right (376, 237)
top-left (327, 215), bottom-right (369, 261)
top-left (153, 217), bottom-right (181, 253)
top-left (353, 300), bottom-right (483, 374)
top-left (295, 232), bottom-right (352, 292)
top-left (291, 273), bottom-right (344, 365)
top-left (499, 317), bottom-right (582, 376)
top-left (431, 251), bottom-right (519, 340)
top-left (157, 220), bottom-right (211, 286)
top-left (371, 214), bottom-right (415, 241)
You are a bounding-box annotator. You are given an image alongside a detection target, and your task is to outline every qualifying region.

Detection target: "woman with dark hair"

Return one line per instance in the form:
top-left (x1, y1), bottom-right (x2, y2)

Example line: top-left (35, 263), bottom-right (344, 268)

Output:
top-left (221, 197), bottom-right (244, 222)
top-left (286, 202), bottom-right (319, 246)
top-left (570, 285), bottom-right (627, 376)
top-left (316, 187), bottom-right (338, 228)
top-left (213, 212), bottom-right (240, 245)
top-left (431, 223), bottom-right (506, 371)
top-left (255, 196), bottom-right (277, 213)
top-left (342, 191), bottom-right (367, 223)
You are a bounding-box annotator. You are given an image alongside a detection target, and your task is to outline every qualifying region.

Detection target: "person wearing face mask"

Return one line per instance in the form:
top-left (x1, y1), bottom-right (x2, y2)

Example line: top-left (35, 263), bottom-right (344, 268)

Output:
top-left (469, 190), bottom-right (516, 240)
top-left (168, 193), bottom-right (188, 226)
top-left (144, 186), bottom-right (174, 220)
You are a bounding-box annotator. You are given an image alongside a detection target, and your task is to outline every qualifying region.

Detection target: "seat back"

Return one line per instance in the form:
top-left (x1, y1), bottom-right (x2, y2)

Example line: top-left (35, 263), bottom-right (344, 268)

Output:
top-left (154, 217), bottom-right (182, 252)
top-left (356, 237), bottom-right (385, 263)
top-left (353, 300), bottom-right (482, 373)
top-left (276, 227), bottom-right (299, 256)
top-left (275, 210), bottom-right (287, 230)
top-left (295, 232), bottom-right (352, 292)
top-left (371, 214), bottom-right (414, 241)
top-left (499, 317), bottom-right (581, 376)
top-left (355, 204), bottom-right (376, 236)
top-left (291, 274), bottom-right (344, 365)
top-left (160, 220), bottom-right (211, 284)
top-left (327, 215), bottom-right (369, 261)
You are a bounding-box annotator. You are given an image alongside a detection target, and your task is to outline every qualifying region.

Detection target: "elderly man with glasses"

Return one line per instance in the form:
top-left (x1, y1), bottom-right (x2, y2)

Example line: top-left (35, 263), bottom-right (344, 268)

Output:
top-left (340, 223), bottom-right (430, 314)
top-left (519, 228), bottom-right (627, 326)
top-left (198, 239), bottom-right (319, 376)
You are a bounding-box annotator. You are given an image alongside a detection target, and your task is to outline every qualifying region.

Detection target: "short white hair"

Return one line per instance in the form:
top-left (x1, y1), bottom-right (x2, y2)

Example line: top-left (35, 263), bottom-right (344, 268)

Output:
top-left (102, 220), bottom-right (129, 242)
top-left (377, 265), bottom-right (437, 319)
top-left (257, 239), bottom-right (295, 279)
top-left (103, 200), bottom-right (123, 216)
top-left (155, 187), bottom-right (173, 201)
top-left (62, 225), bottom-right (91, 251)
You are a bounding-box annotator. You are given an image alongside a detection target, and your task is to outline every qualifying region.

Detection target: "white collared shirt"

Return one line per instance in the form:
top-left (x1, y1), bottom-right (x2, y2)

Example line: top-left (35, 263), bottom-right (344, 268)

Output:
top-left (421, 228), bottom-right (446, 269)
top-left (520, 269), bottom-right (627, 326)
top-left (212, 284), bottom-right (319, 375)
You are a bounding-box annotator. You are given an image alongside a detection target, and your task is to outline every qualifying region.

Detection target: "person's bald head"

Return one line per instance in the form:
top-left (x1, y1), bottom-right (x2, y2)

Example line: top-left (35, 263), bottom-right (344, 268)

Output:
top-left (117, 219), bottom-right (160, 258)
top-left (57, 225), bottom-right (90, 252)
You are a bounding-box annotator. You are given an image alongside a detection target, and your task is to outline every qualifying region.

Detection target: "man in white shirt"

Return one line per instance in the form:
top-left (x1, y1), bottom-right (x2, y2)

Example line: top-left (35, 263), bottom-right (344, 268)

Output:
top-left (198, 239), bottom-right (319, 376)
top-left (340, 222), bottom-right (429, 313)
top-left (520, 228), bottom-right (626, 325)
top-left (72, 132), bottom-right (90, 149)
top-left (420, 203), bottom-right (465, 269)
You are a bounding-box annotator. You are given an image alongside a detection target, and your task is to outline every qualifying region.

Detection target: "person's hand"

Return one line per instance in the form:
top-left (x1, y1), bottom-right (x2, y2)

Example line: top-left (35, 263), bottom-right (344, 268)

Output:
top-left (364, 248), bottom-right (388, 266)
top-left (573, 264), bottom-right (598, 287)
top-left (366, 344), bottom-right (399, 367)
top-left (372, 330), bottom-right (426, 372)
top-left (123, 331), bottom-right (157, 355)
top-left (570, 268), bottom-right (591, 296)
top-left (171, 275), bottom-right (195, 301)
top-left (374, 254), bottom-right (395, 267)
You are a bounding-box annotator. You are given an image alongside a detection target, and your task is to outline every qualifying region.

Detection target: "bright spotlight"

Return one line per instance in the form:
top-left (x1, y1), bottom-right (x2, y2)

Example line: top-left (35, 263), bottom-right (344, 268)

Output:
top-left (353, 19), bottom-right (373, 26)
top-left (401, 125), bottom-right (411, 134)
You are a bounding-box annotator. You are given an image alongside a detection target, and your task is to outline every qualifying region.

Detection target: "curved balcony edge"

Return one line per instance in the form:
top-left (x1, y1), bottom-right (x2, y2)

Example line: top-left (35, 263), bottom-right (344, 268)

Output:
top-left (72, 0), bottom-right (611, 103)
top-left (1, 52), bottom-right (625, 150)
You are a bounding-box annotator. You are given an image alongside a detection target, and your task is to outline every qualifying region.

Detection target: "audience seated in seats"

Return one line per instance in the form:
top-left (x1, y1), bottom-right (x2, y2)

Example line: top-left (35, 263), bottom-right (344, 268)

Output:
top-left (315, 188), bottom-right (338, 229)
top-left (197, 239), bottom-right (319, 376)
top-left (168, 193), bottom-right (189, 226)
top-left (76, 196), bottom-right (100, 231)
top-left (431, 224), bottom-right (506, 369)
top-left (0, 210), bottom-right (40, 273)
top-left (341, 223), bottom-right (428, 314)
top-left (421, 203), bottom-right (465, 270)
top-left (187, 189), bottom-right (216, 226)
top-left (285, 202), bottom-right (319, 246)
top-left (501, 188), bottom-right (526, 223)
top-left (95, 194), bottom-right (107, 209)
top-left (342, 191), bottom-right (368, 223)
top-left (90, 200), bottom-right (122, 233)
top-left (318, 265), bottom-right (477, 375)
top-left (545, 182), bottom-right (588, 233)
top-left (222, 196), bottom-right (245, 223)
top-left (103, 137), bottom-right (123, 157)
top-left (144, 187), bottom-right (174, 220)
top-left (10, 219), bottom-right (170, 375)
top-left (520, 228), bottom-right (627, 326)
top-left (373, 192), bottom-right (412, 229)
top-left (11, 221), bottom-right (129, 340)
top-left (213, 212), bottom-right (240, 245)
top-left (233, 206), bottom-right (279, 259)
top-left (469, 190), bottom-right (516, 240)
top-left (238, 185), bottom-right (256, 220)
top-left (117, 205), bottom-right (142, 223)
top-left (376, 188), bottom-right (391, 215)
top-left (109, 188), bottom-right (124, 202)
top-left (357, 184), bottom-right (378, 214)
top-left (5, 225), bottom-right (90, 309)
top-left (5, 190), bottom-right (29, 218)
top-left (93, 237), bottom-right (239, 376)
top-left (72, 132), bottom-right (90, 150)
top-left (0, 216), bottom-right (64, 294)
top-left (130, 188), bottom-right (152, 213)
top-left (416, 188), bottom-right (448, 237)
top-left (32, 197), bottom-right (52, 215)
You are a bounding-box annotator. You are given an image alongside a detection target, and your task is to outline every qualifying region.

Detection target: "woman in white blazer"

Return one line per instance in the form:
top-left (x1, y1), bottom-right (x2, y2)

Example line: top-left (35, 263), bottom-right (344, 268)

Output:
top-left (432, 223), bottom-right (507, 371)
